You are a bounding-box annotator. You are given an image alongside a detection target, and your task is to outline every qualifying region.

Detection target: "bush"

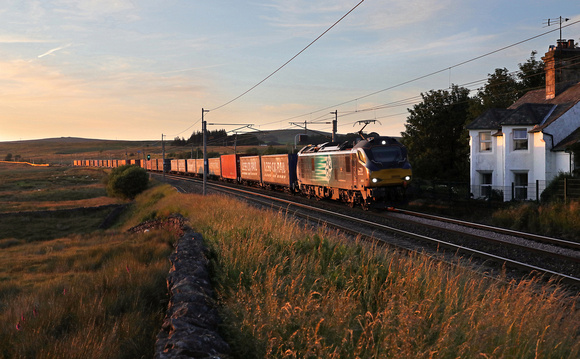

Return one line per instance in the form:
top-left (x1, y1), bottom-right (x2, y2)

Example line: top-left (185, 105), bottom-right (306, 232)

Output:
top-left (106, 165), bottom-right (149, 200)
top-left (540, 172), bottom-right (574, 203)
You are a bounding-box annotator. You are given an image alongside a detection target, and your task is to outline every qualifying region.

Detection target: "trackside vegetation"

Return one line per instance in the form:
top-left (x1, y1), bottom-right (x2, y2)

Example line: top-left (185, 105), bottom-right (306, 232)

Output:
top-left (128, 186), bottom-right (579, 358)
top-left (1, 179), bottom-right (579, 358)
top-left (491, 200), bottom-right (580, 241)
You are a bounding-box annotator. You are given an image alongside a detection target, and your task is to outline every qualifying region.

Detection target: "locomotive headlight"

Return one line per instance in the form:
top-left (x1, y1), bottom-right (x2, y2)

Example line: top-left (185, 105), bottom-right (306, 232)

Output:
top-left (404, 175), bottom-right (411, 181)
top-left (372, 178), bottom-right (380, 183)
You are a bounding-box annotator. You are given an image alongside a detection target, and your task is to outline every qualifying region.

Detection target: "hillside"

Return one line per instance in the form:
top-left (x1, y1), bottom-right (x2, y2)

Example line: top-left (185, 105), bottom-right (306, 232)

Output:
top-left (0, 129), bottom-right (403, 165)
top-left (0, 138), bottom-right (159, 164)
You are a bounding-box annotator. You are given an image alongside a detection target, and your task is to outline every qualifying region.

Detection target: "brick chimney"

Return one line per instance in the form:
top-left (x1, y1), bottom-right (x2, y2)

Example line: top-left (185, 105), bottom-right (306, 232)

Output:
top-left (542, 39), bottom-right (580, 99)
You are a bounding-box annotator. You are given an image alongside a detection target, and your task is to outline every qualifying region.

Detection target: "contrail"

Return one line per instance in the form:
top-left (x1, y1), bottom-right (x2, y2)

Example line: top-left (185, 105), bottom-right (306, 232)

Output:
top-left (38, 43), bottom-right (72, 58)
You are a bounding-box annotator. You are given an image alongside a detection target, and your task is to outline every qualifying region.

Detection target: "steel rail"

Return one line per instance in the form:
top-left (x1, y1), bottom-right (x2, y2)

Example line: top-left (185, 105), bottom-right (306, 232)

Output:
top-left (160, 174), bottom-right (580, 287)
top-left (389, 207), bottom-right (580, 251)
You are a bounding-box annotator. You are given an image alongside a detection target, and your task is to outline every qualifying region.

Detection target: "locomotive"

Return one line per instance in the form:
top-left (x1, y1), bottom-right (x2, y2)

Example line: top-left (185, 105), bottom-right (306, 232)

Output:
top-left (73, 135), bottom-right (411, 209)
top-left (297, 136), bottom-right (411, 209)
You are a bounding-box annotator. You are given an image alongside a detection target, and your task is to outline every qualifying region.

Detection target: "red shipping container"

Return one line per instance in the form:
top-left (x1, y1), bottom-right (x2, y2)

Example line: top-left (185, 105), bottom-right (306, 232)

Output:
top-left (186, 159), bottom-right (197, 174)
top-left (220, 154), bottom-right (242, 181)
top-left (171, 159), bottom-right (179, 172)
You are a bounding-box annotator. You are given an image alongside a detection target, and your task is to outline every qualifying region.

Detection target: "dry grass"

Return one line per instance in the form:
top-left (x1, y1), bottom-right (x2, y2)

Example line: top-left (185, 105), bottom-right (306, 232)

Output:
top-left (132, 188), bottom-right (579, 358)
top-left (492, 201), bottom-right (580, 241)
top-left (2, 176), bottom-right (579, 358)
top-left (0, 228), bottom-right (176, 358)
top-left (0, 167), bottom-right (176, 358)
top-left (0, 163), bottom-right (121, 212)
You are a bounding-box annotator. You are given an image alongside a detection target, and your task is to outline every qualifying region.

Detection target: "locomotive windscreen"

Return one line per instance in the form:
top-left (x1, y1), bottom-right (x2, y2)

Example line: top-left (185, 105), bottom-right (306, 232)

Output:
top-left (370, 147), bottom-right (404, 163)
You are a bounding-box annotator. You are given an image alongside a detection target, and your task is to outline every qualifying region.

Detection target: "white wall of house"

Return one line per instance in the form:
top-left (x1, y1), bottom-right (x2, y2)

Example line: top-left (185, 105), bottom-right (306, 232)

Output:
top-left (544, 132), bottom-right (565, 182)
top-left (494, 133), bottom-right (505, 195)
top-left (544, 102), bottom-right (580, 145)
top-left (469, 130), bottom-right (504, 199)
top-left (469, 124), bottom-right (575, 201)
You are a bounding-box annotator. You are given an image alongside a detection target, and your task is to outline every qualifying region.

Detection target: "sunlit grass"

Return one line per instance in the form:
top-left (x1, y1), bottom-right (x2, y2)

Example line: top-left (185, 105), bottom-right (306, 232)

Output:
top-left (0, 165), bottom-right (119, 212)
top-left (492, 200), bottom-right (580, 241)
top-left (2, 180), bottom-right (579, 358)
top-left (0, 230), bottom-right (175, 358)
top-left (147, 189), bottom-right (580, 358)
top-left (0, 175), bottom-right (176, 358)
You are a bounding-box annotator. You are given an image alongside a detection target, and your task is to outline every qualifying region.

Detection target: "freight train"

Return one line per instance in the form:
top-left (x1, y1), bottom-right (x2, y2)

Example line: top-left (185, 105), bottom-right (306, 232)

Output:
top-left (73, 135), bottom-right (412, 209)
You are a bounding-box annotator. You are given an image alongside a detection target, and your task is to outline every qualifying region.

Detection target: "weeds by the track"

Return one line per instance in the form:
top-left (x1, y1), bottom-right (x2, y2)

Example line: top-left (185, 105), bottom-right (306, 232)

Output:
top-left (1, 181), bottom-right (579, 358)
top-left (173, 191), bottom-right (579, 358)
top-left (492, 200), bottom-right (580, 241)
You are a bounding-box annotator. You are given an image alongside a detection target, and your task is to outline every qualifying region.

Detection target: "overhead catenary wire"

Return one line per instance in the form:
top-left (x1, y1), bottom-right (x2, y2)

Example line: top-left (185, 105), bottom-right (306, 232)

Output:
top-left (208, 0), bottom-right (366, 113)
top-left (173, 18), bottom-right (580, 139)
top-left (272, 19), bottom-right (580, 125)
top-left (169, 0), bottom-right (366, 138)
top-left (196, 52), bottom-right (580, 145)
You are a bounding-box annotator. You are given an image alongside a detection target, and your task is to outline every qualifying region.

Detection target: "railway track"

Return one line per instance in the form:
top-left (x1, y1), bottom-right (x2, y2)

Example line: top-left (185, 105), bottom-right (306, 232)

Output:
top-left (157, 173), bottom-right (580, 287)
top-left (386, 207), bottom-right (580, 252)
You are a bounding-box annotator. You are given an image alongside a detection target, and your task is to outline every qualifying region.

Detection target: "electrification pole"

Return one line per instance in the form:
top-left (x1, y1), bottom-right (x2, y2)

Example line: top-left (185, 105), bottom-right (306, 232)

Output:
top-left (202, 108), bottom-right (210, 196)
top-left (330, 110), bottom-right (337, 142)
top-left (162, 133), bottom-right (165, 180)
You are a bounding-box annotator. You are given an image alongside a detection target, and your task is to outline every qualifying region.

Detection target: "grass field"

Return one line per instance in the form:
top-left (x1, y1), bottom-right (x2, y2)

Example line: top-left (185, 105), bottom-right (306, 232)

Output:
top-left (0, 148), bottom-right (578, 358)
top-left (126, 186), bottom-right (580, 358)
top-left (0, 165), bottom-right (176, 358)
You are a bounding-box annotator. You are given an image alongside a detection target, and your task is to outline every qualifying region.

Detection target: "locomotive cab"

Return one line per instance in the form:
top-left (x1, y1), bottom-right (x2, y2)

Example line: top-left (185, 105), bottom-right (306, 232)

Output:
top-left (354, 136), bottom-right (412, 189)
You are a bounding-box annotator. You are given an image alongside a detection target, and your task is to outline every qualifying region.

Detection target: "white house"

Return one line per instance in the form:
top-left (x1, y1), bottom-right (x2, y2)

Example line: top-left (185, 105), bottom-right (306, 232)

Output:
top-left (467, 39), bottom-right (580, 201)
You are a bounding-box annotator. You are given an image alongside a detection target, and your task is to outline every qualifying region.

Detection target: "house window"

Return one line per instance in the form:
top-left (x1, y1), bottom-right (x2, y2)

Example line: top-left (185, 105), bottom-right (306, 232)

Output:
top-left (514, 172), bottom-right (528, 200)
top-left (513, 129), bottom-right (528, 150)
top-left (479, 132), bottom-right (492, 152)
top-left (480, 172), bottom-right (492, 198)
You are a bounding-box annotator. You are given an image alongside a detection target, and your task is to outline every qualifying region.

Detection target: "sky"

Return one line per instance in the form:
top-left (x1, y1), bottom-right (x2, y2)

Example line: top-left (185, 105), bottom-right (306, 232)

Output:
top-left (1, 0), bottom-right (579, 142)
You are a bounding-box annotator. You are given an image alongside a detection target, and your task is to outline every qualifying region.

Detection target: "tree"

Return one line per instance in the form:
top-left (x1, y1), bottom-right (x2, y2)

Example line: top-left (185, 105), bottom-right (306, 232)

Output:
top-left (171, 137), bottom-right (187, 146)
top-left (4, 153), bottom-right (12, 161)
top-left (517, 51), bottom-right (545, 92)
top-left (401, 85), bottom-right (473, 182)
top-left (469, 68), bottom-right (520, 119)
top-left (106, 165), bottom-right (149, 200)
top-left (469, 51), bottom-right (545, 119)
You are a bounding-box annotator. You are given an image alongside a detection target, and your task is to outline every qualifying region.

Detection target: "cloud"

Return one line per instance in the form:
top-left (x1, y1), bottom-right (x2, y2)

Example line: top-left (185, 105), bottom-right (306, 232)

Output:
top-left (37, 43), bottom-right (73, 58)
top-left (261, 0), bottom-right (453, 30)
top-left (0, 34), bottom-right (47, 43)
top-left (54, 0), bottom-right (140, 22)
top-left (159, 64), bottom-right (229, 75)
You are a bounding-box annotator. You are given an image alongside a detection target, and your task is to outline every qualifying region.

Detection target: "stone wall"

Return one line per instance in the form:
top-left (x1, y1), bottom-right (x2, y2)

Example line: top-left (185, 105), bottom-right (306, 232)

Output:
top-left (154, 230), bottom-right (231, 359)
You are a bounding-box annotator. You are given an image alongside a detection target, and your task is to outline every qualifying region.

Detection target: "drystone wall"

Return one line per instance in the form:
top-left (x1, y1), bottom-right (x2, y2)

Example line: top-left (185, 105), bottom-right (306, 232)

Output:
top-left (154, 229), bottom-right (231, 359)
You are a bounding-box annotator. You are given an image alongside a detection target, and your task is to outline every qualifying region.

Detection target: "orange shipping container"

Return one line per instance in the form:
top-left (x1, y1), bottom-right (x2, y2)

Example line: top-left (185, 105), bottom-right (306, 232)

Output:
top-left (240, 156), bottom-right (261, 182)
top-left (220, 154), bottom-right (241, 181)
top-left (208, 158), bottom-right (221, 177)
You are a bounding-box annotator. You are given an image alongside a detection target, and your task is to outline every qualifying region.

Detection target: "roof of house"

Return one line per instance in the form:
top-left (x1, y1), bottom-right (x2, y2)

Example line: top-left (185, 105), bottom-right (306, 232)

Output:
top-left (467, 81), bottom-right (580, 131)
top-left (465, 108), bottom-right (512, 130)
top-left (553, 126), bottom-right (580, 151)
top-left (501, 103), bottom-right (555, 126)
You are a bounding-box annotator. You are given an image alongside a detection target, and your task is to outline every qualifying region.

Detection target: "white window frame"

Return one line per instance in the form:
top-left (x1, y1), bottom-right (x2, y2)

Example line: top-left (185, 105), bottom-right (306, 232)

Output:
top-left (480, 172), bottom-right (492, 198)
top-left (479, 131), bottom-right (492, 152)
top-left (513, 129), bottom-right (528, 151)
